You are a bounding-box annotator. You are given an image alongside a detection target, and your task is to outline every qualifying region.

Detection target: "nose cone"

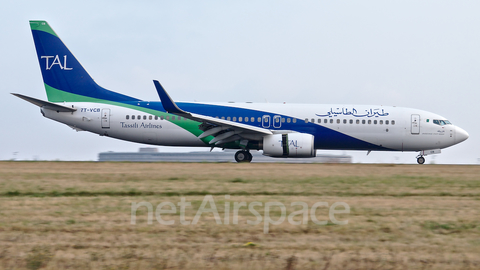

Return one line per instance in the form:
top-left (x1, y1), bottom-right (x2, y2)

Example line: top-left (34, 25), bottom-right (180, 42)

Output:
top-left (455, 126), bottom-right (469, 144)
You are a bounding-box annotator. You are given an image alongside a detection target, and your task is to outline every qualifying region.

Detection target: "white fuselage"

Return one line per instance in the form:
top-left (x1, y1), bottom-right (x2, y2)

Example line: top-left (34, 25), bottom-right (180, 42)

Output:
top-left (41, 101), bottom-right (468, 152)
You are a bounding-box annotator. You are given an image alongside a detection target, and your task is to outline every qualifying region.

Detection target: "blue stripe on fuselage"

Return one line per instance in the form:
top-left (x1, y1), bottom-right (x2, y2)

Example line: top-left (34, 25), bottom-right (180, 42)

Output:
top-left (128, 101), bottom-right (391, 151)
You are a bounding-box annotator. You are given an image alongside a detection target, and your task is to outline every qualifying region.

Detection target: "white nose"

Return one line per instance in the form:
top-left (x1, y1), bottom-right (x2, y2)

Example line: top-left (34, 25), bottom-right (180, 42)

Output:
top-left (455, 126), bottom-right (469, 144)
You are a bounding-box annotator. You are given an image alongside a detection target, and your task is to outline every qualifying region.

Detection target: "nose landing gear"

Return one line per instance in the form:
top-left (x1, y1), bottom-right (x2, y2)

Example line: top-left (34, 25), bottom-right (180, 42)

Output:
top-left (235, 150), bottom-right (253, 163)
top-left (416, 149), bottom-right (441, 164)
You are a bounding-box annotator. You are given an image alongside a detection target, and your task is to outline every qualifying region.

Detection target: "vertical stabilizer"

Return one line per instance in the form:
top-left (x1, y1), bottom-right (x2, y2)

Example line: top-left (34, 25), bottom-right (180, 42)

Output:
top-left (30, 21), bottom-right (137, 102)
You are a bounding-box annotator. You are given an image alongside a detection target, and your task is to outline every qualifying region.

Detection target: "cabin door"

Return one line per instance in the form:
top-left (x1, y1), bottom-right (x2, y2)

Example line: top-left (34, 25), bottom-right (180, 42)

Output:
top-left (411, 114), bottom-right (420, 134)
top-left (101, 109), bottom-right (111, 129)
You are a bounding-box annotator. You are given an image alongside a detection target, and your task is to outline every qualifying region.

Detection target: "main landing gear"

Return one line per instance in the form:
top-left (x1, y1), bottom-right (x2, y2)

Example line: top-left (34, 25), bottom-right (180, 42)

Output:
top-left (416, 155), bottom-right (425, 165)
top-left (235, 150), bottom-right (253, 163)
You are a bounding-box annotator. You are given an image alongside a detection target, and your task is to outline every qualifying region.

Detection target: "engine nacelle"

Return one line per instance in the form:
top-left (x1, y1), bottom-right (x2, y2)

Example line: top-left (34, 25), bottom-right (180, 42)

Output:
top-left (263, 133), bottom-right (316, 158)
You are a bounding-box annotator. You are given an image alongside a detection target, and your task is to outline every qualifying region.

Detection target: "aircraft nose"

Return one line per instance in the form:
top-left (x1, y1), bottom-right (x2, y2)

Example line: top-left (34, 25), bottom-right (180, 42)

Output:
top-left (455, 126), bottom-right (469, 144)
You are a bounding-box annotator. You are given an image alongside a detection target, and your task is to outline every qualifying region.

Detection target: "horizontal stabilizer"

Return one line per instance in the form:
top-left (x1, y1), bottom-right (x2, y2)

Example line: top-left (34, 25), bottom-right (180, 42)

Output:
top-left (12, 93), bottom-right (77, 112)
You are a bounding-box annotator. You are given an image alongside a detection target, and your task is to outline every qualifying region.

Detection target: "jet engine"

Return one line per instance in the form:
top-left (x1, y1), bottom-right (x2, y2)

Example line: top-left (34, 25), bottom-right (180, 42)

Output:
top-left (263, 133), bottom-right (316, 158)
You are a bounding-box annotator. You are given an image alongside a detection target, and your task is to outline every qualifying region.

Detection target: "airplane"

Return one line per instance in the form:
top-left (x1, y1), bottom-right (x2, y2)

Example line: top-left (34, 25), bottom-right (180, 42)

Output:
top-left (13, 21), bottom-right (469, 164)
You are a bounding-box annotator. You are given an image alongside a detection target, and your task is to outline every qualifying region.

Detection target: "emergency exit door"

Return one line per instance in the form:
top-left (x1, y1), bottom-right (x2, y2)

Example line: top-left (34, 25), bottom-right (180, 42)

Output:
top-left (262, 115), bottom-right (271, 128)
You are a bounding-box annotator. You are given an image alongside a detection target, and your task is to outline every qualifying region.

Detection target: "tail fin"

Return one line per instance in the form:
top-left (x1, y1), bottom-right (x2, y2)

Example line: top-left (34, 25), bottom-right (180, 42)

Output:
top-left (30, 21), bottom-right (137, 102)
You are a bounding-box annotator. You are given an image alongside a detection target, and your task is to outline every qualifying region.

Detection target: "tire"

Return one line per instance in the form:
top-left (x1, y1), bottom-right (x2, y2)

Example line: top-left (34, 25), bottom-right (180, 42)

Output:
top-left (235, 150), bottom-right (252, 163)
top-left (235, 151), bottom-right (247, 163)
top-left (417, 156), bottom-right (425, 164)
top-left (246, 151), bottom-right (253, 162)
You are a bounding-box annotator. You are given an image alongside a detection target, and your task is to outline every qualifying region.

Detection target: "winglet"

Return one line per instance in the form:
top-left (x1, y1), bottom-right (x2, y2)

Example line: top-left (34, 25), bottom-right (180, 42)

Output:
top-left (153, 80), bottom-right (189, 115)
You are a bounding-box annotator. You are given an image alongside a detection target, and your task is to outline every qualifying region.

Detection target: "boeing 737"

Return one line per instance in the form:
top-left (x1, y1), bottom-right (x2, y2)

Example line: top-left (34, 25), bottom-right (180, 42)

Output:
top-left (13, 21), bottom-right (469, 164)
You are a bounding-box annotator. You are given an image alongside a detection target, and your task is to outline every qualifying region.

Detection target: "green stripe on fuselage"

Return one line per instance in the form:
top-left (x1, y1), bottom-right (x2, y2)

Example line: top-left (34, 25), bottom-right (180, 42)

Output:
top-left (45, 84), bottom-right (213, 144)
top-left (29, 21), bottom-right (57, 37)
top-left (45, 83), bottom-right (91, 102)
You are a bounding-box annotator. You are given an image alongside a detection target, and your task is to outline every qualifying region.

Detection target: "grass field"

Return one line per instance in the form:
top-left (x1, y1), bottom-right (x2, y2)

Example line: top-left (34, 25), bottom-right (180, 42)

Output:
top-left (0, 161), bottom-right (479, 269)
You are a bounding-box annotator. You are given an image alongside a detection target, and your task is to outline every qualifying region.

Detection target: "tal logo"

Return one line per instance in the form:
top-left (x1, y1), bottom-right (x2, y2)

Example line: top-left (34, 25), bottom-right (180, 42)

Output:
top-left (289, 140), bottom-right (298, 148)
top-left (41, 55), bottom-right (73, 70)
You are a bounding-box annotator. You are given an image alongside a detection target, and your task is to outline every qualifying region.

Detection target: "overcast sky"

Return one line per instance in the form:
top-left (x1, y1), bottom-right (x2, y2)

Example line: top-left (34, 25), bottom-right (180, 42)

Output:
top-left (1, 1), bottom-right (478, 164)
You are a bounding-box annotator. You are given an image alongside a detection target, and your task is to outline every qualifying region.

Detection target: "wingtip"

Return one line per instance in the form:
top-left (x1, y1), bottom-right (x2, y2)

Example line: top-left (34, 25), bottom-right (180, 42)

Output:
top-left (153, 80), bottom-right (165, 91)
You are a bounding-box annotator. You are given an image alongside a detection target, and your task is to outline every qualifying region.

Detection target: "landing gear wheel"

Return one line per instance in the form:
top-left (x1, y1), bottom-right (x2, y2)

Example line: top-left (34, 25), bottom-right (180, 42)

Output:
top-left (246, 151), bottom-right (252, 162)
top-left (235, 150), bottom-right (252, 163)
top-left (417, 156), bottom-right (425, 164)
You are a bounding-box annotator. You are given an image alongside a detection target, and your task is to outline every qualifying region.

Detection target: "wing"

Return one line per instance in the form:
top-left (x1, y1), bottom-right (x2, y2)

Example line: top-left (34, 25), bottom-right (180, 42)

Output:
top-left (153, 80), bottom-right (272, 147)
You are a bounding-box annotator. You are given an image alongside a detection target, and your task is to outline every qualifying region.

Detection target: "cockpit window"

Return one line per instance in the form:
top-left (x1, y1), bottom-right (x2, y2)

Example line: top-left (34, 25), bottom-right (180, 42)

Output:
top-left (433, 119), bottom-right (451, 126)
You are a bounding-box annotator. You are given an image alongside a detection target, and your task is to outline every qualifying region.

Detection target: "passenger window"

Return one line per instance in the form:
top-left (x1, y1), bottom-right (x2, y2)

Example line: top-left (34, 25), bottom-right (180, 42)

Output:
top-left (362, 120), bottom-right (366, 124)
top-left (154, 116), bottom-right (158, 120)
top-left (143, 115), bottom-right (147, 120)
top-left (245, 117), bottom-right (248, 122)
top-left (343, 119), bottom-right (347, 124)
top-left (172, 116), bottom-right (175, 120)
top-left (221, 117), bottom-right (225, 120)
top-left (324, 119), bottom-right (327, 124)
top-left (374, 120), bottom-right (377, 124)
top-left (305, 119), bottom-right (308, 123)
top-left (356, 119), bottom-right (359, 124)
top-left (160, 116), bottom-right (164, 120)
top-left (149, 115), bottom-right (152, 120)
top-left (293, 119), bottom-right (297, 123)
top-left (337, 119), bottom-right (340, 124)
top-left (317, 119), bottom-right (321, 124)
top-left (257, 117), bottom-right (261, 122)
top-left (330, 119), bottom-right (333, 124)
top-left (349, 119), bottom-right (353, 124)
top-left (385, 120), bottom-right (389, 125)
top-left (379, 120), bottom-right (383, 125)
top-left (311, 118), bottom-right (315, 123)
top-left (287, 118), bottom-right (291, 123)
top-left (391, 120), bottom-right (395, 125)
top-left (233, 117), bottom-right (236, 121)
top-left (227, 117), bottom-right (231, 121)
top-left (132, 115), bottom-right (135, 120)
top-left (368, 120), bottom-right (371, 124)
top-left (281, 118), bottom-right (285, 123)
top-left (239, 117), bottom-right (242, 122)
top-left (166, 116), bottom-right (169, 120)
top-left (138, 115), bottom-right (141, 120)
top-left (126, 115), bottom-right (129, 120)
